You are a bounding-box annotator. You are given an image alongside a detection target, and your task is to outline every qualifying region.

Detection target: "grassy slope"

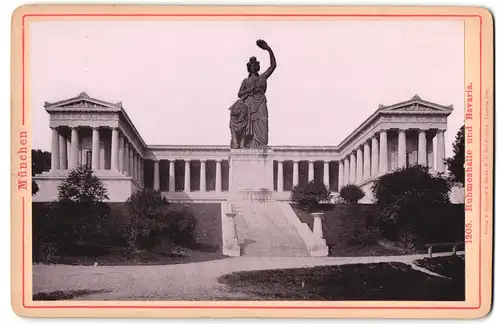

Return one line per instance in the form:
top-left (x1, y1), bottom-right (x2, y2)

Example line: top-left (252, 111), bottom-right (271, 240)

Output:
top-left (219, 259), bottom-right (465, 301)
top-left (292, 204), bottom-right (410, 257)
top-left (33, 202), bottom-right (224, 265)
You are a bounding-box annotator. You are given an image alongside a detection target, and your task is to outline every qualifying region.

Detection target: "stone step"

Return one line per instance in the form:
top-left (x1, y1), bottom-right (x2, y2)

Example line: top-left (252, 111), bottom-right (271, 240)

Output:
top-left (232, 201), bottom-right (310, 257)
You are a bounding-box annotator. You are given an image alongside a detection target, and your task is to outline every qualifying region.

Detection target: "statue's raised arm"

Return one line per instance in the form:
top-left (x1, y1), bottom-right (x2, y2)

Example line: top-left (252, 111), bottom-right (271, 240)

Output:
top-left (257, 39), bottom-right (277, 79)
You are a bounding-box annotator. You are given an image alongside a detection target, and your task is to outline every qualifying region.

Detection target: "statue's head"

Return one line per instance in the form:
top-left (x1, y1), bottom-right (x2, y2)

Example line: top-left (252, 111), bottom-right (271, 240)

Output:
top-left (247, 56), bottom-right (260, 74)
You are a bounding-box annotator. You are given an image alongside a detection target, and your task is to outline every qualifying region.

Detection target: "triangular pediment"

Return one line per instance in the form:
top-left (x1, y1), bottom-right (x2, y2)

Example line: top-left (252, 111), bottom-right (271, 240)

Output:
top-left (45, 92), bottom-right (121, 109)
top-left (378, 94), bottom-right (454, 113)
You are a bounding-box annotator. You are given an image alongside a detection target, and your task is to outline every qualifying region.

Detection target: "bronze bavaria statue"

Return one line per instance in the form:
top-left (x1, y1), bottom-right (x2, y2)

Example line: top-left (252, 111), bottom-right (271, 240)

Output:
top-left (229, 39), bottom-right (277, 149)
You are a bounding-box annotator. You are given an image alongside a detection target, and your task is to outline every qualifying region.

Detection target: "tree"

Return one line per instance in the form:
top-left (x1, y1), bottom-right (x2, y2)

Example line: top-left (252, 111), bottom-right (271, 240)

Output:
top-left (53, 166), bottom-right (110, 245)
top-left (32, 149), bottom-right (51, 175)
top-left (445, 126), bottom-right (465, 184)
top-left (32, 180), bottom-right (39, 196)
top-left (372, 164), bottom-right (451, 245)
top-left (123, 189), bottom-right (168, 248)
top-left (123, 189), bottom-right (196, 249)
top-left (339, 184), bottom-right (365, 204)
top-left (291, 180), bottom-right (332, 211)
top-left (57, 165), bottom-right (109, 203)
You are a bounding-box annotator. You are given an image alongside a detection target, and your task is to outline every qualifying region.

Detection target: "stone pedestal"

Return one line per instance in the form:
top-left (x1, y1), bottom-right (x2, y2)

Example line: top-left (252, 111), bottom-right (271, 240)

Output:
top-left (309, 212), bottom-right (329, 256)
top-left (223, 212), bottom-right (241, 257)
top-left (229, 148), bottom-right (275, 201)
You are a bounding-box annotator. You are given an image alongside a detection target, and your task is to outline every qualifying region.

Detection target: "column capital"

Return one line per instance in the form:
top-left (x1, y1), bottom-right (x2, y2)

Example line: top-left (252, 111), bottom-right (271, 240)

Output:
top-left (398, 128), bottom-right (409, 132)
top-left (276, 159), bottom-right (284, 164)
top-left (199, 158), bottom-right (207, 163)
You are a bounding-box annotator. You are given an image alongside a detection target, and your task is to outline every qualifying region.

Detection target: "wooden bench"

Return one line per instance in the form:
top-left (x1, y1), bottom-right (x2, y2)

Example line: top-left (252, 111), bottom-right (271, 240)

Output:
top-left (425, 242), bottom-right (464, 258)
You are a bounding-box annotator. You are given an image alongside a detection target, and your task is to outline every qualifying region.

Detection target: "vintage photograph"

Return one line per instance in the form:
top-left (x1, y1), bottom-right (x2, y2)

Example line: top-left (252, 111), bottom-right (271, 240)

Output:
top-left (9, 6), bottom-right (492, 318)
top-left (28, 17), bottom-right (468, 302)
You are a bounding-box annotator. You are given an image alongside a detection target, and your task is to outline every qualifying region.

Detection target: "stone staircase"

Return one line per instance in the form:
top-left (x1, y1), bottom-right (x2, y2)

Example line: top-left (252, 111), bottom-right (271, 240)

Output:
top-left (231, 202), bottom-right (310, 257)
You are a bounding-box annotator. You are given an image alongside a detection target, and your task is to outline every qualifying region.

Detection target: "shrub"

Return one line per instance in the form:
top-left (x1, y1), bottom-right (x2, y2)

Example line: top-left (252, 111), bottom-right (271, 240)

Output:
top-left (372, 164), bottom-right (451, 246)
top-left (339, 184), bottom-right (365, 204)
top-left (57, 165), bottom-right (109, 203)
top-left (123, 189), bottom-right (197, 249)
top-left (48, 166), bottom-right (111, 247)
top-left (32, 179), bottom-right (39, 196)
top-left (291, 180), bottom-right (332, 211)
top-left (164, 207), bottom-right (197, 245)
top-left (124, 188), bottom-right (168, 249)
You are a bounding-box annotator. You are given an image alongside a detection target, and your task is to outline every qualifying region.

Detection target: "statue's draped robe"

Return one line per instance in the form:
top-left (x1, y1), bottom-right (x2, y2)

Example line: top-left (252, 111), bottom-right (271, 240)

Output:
top-left (229, 75), bottom-right (268, 148)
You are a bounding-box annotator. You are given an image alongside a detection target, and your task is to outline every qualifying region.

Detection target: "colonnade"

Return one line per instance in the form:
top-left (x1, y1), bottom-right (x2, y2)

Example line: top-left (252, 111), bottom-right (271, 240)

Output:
top-left (338, 128), bottom-right (446, 188)
top-left (50, 126), bottom-right (144, 184)
top-left (152, 159), bottom-right (225, 192)
top-left (275, 160), bottom-right (336, 192)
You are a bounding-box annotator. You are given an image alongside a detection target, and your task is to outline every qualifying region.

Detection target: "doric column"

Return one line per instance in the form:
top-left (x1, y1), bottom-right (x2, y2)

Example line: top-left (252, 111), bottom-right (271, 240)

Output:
top-left (323, 161), bottom-right (330, 189)
top-left (338, 160), bottom-right (344, 189)
top-left (292, 161), bottom-right (299, 187)
top-left (139, 159), bottom-right (143, 184)
top-left (277, 160), bottom-right (284, 192)
top-left (215, 160), bottom-right (222, 192)
top-left (379, 130), bottom-right (388, 174)
top-left (136, 155), bottom-right (140, 182)
top-left (128, 146), bottom-right (134, 178)
top-left (346, 157), bottom-right (351, 183)
top-left (184, 160), bottom-right (191, 192)
top-left (308, 161), bottom-right (314, 182)
top-left (349, 153), bottom-right (356, 184)
top-left (153, 160), bottom-right (160, 190)
top-left (66, 138), bottom-right (71, 168)
top-left (427, 133), bottom-right (435, 171)
top-left (111, 127), bottom-right (119, 171)
top-left (363, 142), bottom-right (370, 180)
top-left (58, 133), bottom-right (67, 170)
top-left (91, 127), bottom-right (100, 170)
top-left (436, 130), bottom-right (446, 172)
top-left (418, 130), bottom-right (427, 166)
top-left (69, 127), bottom-right (79, 169)
top-left (169, 160), bottom-right (176, 192)
top-left (398, 129), bottom-right (407, 169)
top-left (118, 136), bottom-right (124, 173)
top-left (123, 141), bottom-right (129, 176)
top-left (200, 159), bottom-right (207, 192)
top-left (371, 137), bottom-right (379, 177)
top-left (356, 147), bottom-right (363, 183)
top-left (50, 127), bottom-right (60, 171)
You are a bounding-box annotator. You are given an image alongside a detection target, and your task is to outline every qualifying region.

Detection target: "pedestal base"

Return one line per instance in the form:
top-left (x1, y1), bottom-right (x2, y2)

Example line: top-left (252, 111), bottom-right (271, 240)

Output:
top-left (308, 238), bottom-right (329, 256)
top-left (229, 148), bottom-right (274, 201)
top-left (223, 238), bottom-right (241, 257)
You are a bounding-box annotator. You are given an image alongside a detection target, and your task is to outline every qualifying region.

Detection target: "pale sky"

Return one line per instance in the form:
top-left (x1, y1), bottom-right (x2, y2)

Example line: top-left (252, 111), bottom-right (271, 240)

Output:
top-left (30, 20), bottom-right (464, 156)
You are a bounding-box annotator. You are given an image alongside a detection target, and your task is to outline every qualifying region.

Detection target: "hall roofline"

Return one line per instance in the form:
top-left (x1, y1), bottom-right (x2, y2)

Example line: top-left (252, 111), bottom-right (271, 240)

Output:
top-left (336, 94), bottom-right (454, 150)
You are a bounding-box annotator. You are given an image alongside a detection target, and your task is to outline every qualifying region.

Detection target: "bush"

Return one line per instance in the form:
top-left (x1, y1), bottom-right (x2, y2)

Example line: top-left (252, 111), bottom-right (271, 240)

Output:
top-left (124, 188), bottom-right (168, 249)
top-left (291, 180), bottom-right (332, 211)
top-left (32, 179), bottom-right (39, 196)
top-left (44, 166), bottom-right (111, 249)
top-left (163, 207), bottom-right (197, 245)
top-left (372, 164), bottom-right (451, 246)
top-left (123, 189), bottom-right (197, 249)
top-left (339, 184), bottom-right (365, 204)
top-left (57, 165), bottom-right (109, 203)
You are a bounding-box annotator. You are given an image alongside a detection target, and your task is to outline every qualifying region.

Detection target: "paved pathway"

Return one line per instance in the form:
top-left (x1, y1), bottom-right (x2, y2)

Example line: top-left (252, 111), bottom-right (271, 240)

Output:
top-left (33, 252), bottom-right (462, 300)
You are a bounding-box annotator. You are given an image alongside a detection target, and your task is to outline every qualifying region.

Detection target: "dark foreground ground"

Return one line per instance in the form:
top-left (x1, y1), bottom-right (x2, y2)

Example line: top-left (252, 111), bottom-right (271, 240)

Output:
top-left (218, 256), bottom-right (465, 301)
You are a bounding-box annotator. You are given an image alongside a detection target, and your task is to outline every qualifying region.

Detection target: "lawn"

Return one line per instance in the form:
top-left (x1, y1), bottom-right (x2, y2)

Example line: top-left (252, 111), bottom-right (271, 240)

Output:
top-left (414, 255), bottom-right (465, 279)
top-left (292, 204), bottom-right (415, 257)
top-left (218, 259), bottom-right (465, 301)
top-left (33, 202), bottom-right (224, 266)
